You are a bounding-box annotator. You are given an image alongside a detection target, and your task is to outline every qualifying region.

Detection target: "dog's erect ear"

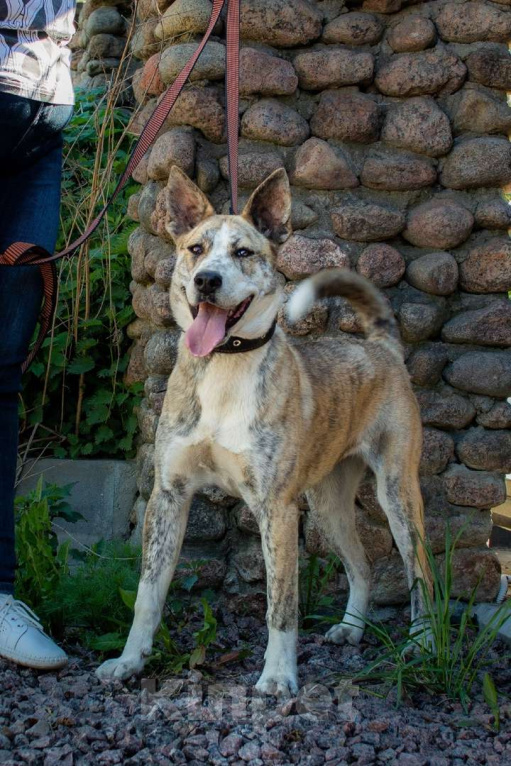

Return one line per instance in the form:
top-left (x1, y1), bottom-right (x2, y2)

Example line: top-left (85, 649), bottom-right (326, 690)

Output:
top-left (242, 168), bottom-right (292, 244)
top-left (165, 166), bottom-right (215, 240)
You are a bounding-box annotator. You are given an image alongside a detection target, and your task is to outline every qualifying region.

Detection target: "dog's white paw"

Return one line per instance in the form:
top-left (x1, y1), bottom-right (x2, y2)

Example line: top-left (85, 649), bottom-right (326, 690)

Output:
top-left (325, 621), bottom-right (364, 646)
top-left (255, 671), bottom-right (298, 698)
top-left (96, 655), bottom-right (145, 681)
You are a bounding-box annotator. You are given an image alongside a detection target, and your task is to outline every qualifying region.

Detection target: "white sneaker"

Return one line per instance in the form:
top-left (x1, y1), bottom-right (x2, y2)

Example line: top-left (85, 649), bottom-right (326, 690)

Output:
top-left (0, 594), bottom-right (68, 670)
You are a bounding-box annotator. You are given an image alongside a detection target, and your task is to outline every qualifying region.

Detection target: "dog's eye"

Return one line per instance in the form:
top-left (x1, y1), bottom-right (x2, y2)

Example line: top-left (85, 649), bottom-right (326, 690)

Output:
top-left (235, 248), bottom-right (253, 258)
top-left (188, 244), bottom-right (203, 256)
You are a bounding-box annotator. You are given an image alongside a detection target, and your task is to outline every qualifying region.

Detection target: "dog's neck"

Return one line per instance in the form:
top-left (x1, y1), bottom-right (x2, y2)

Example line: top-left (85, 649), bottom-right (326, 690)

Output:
top-left (176, 324), bottom-right (282, 377)
top-left (212, 319), bottom-right (277, 355)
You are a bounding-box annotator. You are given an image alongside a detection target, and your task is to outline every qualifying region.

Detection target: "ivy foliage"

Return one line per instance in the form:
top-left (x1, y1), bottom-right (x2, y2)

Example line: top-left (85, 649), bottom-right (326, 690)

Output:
top-left (21, 88), bottom-right (143, 459)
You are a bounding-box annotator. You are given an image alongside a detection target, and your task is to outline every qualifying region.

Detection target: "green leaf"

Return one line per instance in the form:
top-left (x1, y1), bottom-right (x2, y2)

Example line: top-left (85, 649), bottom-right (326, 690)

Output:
top-left (483, 673), bottom-right (500, 731)
top-left (189, 645), bottom-right (206, 669)
top-left (181, 574), bottom-right (198, 593)
top-left (88, 632), bottom-right (127, 652)
top-left (119, 588), bottom-right (137, 612)
top-left (68, 357), bottom-right (95, 374)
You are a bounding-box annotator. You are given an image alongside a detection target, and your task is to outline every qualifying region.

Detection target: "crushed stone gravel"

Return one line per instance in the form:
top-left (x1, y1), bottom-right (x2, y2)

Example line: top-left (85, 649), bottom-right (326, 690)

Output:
top-left (0, 610), bottom-right (510, 765)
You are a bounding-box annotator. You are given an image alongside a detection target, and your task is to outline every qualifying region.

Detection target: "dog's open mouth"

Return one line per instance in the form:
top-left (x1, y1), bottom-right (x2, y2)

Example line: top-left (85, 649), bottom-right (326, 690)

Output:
top-left (186, 296), bottom-right (253, 357)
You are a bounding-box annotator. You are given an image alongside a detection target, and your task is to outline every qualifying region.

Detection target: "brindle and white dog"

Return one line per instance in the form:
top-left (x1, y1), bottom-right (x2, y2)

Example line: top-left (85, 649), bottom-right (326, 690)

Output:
top-left (97, 167), bottom-right (432, 695)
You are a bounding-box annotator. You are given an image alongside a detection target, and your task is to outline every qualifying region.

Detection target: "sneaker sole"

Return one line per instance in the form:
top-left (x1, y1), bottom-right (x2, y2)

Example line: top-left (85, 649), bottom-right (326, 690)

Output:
top-left (0, 649), bottom-right (68, 671)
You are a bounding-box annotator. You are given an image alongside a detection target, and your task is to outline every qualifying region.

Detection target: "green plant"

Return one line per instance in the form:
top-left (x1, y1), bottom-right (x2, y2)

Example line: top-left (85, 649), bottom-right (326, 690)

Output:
top-left (14, 478), bottom-right (80, 611)
top-left (39, 538), bottom-right (219, 672)
top-left (41, 538), bottom-right (142, 641)
top-left (331, 526), bottom-right (510, 712)
top-left (20, 85), bottom-right (143, 461)
top-left (299, 553), bottom-right (340, 628)
top-left (148, 597), bottom-right (219, 675)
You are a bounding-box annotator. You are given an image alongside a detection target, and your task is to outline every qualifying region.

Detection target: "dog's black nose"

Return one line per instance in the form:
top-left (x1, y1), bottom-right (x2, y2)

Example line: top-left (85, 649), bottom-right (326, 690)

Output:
top-left (194, 270), bottom-right (222, 295)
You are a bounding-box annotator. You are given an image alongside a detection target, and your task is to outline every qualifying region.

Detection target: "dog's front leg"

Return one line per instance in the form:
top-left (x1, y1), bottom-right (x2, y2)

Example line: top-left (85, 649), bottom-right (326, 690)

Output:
top-left (255, 500), bottom-right (299, 697)
top-left (96, 480), bottom-right (192, 681)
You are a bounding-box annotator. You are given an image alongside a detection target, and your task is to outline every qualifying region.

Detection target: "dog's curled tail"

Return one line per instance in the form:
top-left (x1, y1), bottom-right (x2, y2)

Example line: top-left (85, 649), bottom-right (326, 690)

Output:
top-left (286, 268), bottom-right (398, 344)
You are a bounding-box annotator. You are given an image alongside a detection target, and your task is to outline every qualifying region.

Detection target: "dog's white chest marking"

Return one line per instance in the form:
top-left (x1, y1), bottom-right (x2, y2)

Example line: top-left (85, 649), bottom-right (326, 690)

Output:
top-left (191, 355), bottom-right (261, 454)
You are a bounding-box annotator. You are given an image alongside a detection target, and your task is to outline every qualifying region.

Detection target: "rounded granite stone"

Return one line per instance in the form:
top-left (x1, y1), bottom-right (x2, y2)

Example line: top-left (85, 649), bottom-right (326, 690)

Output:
top-left (475, 199), bottom-right (511, 230)
top-left (381, 96), bottom-right (452, 157)
top-left (155, 0), bottom-right (219, 40)
top-left (131, 18), bottom-right (160, 61)
top-left (239, 0), bottom-right (322, 47)
top-left (360, 149), bottom-right (437, 191)
top-left (322, 12), bottom-right (384, 46)
top-left (398, 300), bottom-right (445, 342)
top-left (159, 42), bottom-right (226, 84)
top-left (406, 252), bottom-right (458, 296)
top-left (239, 48), bottom-right (298, 96)
top-left (420, 427), bottom-right (454, 476)
top-left (387, 16), bottom-right (436, 52)
top-left (478, 401), bottom-right (511, 430)
top-left (162, 88), bottom-right (225, 143)
top-left (442, 301), bottom-right (511, 348)
top-left (466, 48), bottom-right (511, 90)
top-left (85, 7), bottom-right (125, 37)
top-left (311, 90), bottom-right (381, 144)
top-left (415, 389), bottom-right (476, 429)
top-left (375, 47), bottom-right (466, 98)
top-left (148, 283), bottom-right (173, 327)
top-left (440, 137), bottom-right (511, 190)
top-left (436, 1), bottom-right (511, 44)
top-left (444, 352), bottom-right (511, 398)
top-left (294, 48), bottom-right (374, 91)
top-left (241, 99), bottom-right (310, 146)
top-left (356, 243), bottom-right (405, 287)
top-left (403, 199), bottom-right (474, 250)
top-left (132, 56), bottom-right (164, 102)
top-left (443, 465), bottom-right (506, 509)
top-left (450, 86), bottom-right (511, 137)
top-left (220, 151), bottom-right (284, 189)
top-left (144, 330), bottom-right (180, 375)
top-left (406, 344), bottom-right (449, 386)
top-left (147, 128), bottom-right (196, 180)
top-left (460, 238), bottom-right (511, 294)
top-left (331, 199), bottom-right (405, 241)
top-left (87, 33), bottom-right (126, 60)
top-left (456, 427), bottom-right (511, 473)
top-left (277, 235), bottom-right (350, 280)
top-left (291, 138), bottom-right (359, 190)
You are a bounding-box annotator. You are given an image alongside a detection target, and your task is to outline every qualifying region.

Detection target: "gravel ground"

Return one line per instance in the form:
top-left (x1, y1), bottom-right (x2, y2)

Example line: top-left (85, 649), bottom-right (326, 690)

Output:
top-left (1, 608), bottom-right (510, 766)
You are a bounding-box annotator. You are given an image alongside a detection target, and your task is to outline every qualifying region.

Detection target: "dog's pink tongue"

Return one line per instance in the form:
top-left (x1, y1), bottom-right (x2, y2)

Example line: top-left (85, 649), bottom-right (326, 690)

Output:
top-left (185, 303), bottom-right (229, 357)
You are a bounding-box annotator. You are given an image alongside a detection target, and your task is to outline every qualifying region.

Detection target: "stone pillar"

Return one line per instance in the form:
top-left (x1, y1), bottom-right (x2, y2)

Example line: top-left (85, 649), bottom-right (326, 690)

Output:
top-left (125, 0), bottom-right (511, 606)
top-left (71, 0), bottom-right (132, 91)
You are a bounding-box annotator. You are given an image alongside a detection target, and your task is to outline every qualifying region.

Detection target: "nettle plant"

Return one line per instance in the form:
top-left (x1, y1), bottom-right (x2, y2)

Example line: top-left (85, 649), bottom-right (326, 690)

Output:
top-left (20, 87), bottom-right (142, 459)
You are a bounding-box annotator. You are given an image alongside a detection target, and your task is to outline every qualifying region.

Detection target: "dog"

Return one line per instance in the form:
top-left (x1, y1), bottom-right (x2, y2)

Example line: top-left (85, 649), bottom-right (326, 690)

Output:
top-left (96, 167), bottom-right (432, 695)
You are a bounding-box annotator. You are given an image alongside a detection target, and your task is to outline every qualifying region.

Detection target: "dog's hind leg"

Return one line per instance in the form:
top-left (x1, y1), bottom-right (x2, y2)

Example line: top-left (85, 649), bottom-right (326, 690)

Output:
top-left (306, 457), bottom-right (370, 646)
top-left (371, 442), bottom-right (433, 643)
top-left (255, 500), bottom-right (300, 697)
top-left (96, 480), bottom-right (193, 681)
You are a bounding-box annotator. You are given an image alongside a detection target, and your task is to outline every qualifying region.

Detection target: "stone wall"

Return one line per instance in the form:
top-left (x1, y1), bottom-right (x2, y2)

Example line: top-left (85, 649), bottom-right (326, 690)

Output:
top-left (124, 0), bottom-right (511, 607)
top-left (71, 0), bottom-right (132, 92)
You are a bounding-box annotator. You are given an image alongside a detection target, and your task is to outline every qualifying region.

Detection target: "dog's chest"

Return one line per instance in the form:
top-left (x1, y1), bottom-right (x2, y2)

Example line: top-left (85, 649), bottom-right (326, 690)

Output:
top-left (189, 365), bottom-right (259, 454)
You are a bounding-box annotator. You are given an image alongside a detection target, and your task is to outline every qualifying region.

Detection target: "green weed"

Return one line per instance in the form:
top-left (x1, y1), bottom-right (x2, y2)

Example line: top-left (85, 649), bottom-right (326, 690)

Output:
top-left (299, 553), bottom-right (340, 629)
top-left (328, 526), bottom-right (510, 714)
top-left (14, 478), bottom-right (79, 611)
top-left (21, 86), bottom-right (142, 461)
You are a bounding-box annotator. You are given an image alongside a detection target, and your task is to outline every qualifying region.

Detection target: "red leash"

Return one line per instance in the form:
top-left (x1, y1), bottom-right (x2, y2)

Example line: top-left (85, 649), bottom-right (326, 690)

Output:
top-left (0, 0), bottom-right (240, 372)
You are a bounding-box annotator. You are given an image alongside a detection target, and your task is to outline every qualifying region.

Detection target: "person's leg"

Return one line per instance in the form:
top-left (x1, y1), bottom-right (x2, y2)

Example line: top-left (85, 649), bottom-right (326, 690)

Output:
top-left (0, 95), bottom-right (72, 596)
top-left (0, 265), bottom-right (44, 594)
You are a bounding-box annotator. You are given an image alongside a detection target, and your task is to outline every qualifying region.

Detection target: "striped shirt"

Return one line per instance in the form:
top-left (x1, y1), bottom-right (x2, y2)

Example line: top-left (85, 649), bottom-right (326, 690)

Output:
top-left (0, 0), bottom-right (76, 104)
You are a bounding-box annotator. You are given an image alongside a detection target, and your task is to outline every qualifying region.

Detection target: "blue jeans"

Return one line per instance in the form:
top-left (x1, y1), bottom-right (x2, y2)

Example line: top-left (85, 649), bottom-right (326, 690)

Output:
top-left (0, 93), bottom-right (73, 594)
